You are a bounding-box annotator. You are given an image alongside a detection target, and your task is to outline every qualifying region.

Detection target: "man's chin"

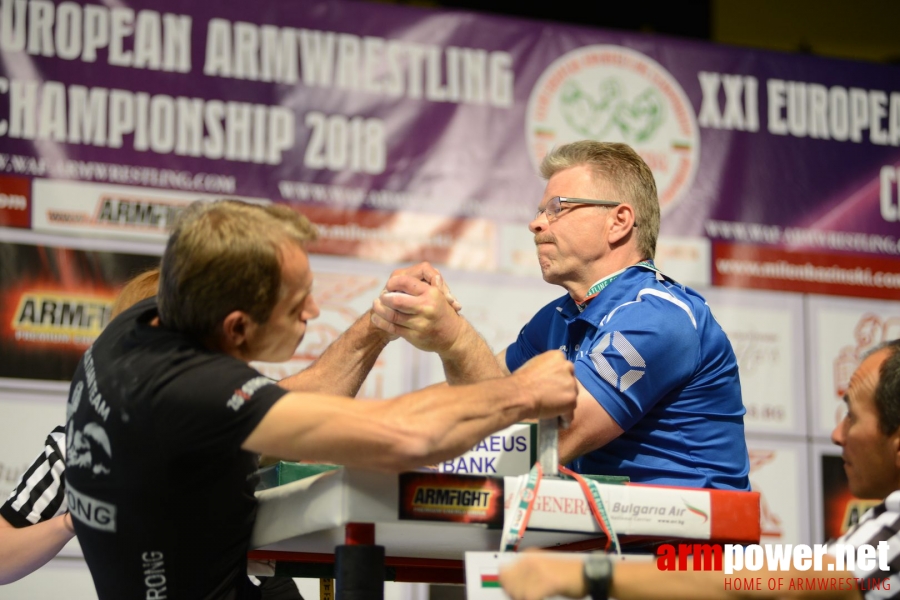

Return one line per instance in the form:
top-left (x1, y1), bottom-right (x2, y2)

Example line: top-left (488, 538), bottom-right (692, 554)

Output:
top-left (538, 265), bottom-right (559, 284)
top-left (258, 343), bottom-right (302, 365)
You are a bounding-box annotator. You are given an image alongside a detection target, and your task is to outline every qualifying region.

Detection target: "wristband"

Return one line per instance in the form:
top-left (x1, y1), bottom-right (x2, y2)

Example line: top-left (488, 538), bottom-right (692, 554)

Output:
top-left (583, 554), bottom-right (613, 600)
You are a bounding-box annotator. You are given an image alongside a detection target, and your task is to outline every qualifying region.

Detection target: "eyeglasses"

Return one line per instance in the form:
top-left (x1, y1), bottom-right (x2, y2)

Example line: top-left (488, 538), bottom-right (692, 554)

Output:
top-left (534, 196), bottom-right (624, 223)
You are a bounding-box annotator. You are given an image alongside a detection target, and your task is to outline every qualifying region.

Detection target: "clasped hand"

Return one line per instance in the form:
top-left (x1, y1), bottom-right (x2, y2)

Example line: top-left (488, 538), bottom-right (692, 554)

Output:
top-left (370, 262), bottom-right (463, 353)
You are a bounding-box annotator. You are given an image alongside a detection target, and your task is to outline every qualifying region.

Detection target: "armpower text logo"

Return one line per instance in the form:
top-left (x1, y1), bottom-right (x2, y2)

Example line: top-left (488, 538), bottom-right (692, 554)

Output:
top-left (399, 472), bottom-right (504, 527)
top-left (12, 292), bottom-right (112, 346)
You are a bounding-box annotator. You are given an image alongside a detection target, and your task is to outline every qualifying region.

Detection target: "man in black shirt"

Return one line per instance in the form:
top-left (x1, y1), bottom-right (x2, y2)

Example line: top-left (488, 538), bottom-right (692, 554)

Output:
top-left (66, 200), bottom-right (577, 600)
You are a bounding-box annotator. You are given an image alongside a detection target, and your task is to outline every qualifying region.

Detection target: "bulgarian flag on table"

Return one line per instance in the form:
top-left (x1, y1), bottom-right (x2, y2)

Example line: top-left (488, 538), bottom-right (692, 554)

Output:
top-left (480, 572), bottom-right (501, 588)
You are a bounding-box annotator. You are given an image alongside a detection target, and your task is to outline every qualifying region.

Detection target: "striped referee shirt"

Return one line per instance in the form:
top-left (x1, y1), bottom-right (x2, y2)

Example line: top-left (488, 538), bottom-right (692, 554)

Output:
top-left (829, 490), bottom-right (900, 599)
top-left (0, 426), bottom-right (67, 528)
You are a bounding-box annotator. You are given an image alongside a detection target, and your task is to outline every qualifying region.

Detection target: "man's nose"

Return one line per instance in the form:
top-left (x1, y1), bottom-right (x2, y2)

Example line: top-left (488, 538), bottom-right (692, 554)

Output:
top-left (529, 214), bottom-right (547, 234)
top-left (831, 420), bottom-right (845, 446)
top-left (305, 297), bottom-right (321, 320)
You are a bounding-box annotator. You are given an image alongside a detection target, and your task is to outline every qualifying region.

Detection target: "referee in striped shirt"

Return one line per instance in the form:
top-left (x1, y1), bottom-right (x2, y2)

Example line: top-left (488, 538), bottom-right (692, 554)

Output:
top-left (0, 426), bottom-right (71, 584)
top-left (500, 339), bottom-right (900, 600)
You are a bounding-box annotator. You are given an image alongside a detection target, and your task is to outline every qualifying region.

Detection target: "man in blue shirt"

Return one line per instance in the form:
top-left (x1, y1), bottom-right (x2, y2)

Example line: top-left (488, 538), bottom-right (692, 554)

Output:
top-left (372, 140), bottom-right (750, 490)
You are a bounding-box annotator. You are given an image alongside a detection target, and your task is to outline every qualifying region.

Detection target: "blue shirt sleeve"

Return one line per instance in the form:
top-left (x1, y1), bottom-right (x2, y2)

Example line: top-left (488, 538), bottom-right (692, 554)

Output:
top-left (505, 300), bottom-right (565, 372)
top-left (574, 294), bottom-right (701, 430)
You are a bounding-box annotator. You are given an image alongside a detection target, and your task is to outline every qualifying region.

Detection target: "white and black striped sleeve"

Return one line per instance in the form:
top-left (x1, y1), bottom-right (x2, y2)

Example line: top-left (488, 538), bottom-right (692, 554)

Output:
top-left (829, 491), bottom-right (900, 599)
top-left (0, 426), bottom-right (67, 528)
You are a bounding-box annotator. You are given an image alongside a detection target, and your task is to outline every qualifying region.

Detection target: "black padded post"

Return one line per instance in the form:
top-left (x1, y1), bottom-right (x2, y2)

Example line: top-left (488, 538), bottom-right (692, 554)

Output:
top-left (334, 544), bottom-right (385, 600)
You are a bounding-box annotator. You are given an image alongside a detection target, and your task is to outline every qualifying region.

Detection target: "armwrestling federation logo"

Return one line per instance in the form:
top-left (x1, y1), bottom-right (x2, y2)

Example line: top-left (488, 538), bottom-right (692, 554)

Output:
top-left (526, 45), bottom-right (700, 212)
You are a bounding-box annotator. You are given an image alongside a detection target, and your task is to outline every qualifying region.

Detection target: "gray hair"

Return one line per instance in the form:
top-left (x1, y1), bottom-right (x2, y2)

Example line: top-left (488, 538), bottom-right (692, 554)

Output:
top-left (540, 141), bottom-right (660, 259)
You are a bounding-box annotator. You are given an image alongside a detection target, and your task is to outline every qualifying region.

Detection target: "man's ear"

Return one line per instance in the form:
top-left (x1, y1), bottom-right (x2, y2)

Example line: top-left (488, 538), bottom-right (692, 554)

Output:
top-left (607, 204), bottom-right (637, 245)
top-left (220, 310), bottom-right (252, 352)
top-left (892, 428), bottom-right (900, 469)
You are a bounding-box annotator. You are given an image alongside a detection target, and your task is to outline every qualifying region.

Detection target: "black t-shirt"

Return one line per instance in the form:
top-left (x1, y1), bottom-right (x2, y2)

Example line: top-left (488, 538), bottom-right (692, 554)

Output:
top-left (65, 298), bottom-right (288, 600)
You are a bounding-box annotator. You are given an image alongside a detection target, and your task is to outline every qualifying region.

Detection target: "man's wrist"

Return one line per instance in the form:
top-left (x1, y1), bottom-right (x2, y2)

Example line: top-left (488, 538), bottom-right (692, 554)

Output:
top-left (583, 554), bottom-right (613, 600)
top-left (364, 309), bottom-right (398, 344)
top-left (440, 320), bottom-right (490, 367)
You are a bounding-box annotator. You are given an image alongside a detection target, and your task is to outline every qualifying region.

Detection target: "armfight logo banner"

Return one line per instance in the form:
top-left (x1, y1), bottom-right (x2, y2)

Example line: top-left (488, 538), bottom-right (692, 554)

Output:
top-left (0, 242), bottom-right (159, 382)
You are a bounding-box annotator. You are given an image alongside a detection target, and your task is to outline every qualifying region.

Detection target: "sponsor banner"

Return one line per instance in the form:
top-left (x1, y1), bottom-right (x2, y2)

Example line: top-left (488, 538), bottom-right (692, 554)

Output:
top-left (301, 205), bottom-right (497, 271)
top-left (704, 288), bottom-right (805, 434)
top-left (806, 295), bottom-right (900, 438)
top-left (0, 175), bottom-right (31, 229)
top-left (32, 179), bottom-right (267, 242)
top-left (518, 477), bottom-right (712, 540)
top-left (712, 242), bottom-right (900, 300)
top-left (433, 423), bottom-right (536, 476)
top-left (654, 236), bottom-right (711, 289)
top-left (0, 241), bottom-right (160, 383)
top-left (2, 0), bottom-right (899, 283)
top-left (745, 438), bottom-right (810, 546)
top-left (399, 472), bottom-right (504, 527)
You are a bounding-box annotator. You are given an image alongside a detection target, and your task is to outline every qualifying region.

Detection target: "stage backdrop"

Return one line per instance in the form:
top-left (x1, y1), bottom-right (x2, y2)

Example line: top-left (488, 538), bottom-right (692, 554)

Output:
top-left (0, 0), bottom-right (898, 292)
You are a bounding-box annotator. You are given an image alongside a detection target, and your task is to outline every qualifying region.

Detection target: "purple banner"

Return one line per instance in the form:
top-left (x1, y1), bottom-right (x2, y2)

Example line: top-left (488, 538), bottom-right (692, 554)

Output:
top-left (1, 0), bottom-right (899, 292)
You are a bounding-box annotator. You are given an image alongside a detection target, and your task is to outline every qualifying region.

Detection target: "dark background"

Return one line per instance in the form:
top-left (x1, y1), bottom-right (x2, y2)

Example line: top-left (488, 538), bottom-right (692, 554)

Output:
top-left (371, 0), bottom-right (900, 65)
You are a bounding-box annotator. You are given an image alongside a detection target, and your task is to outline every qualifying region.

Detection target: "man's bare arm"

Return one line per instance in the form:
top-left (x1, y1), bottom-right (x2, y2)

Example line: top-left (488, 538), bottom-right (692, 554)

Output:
top-left (371, 270), bottom-right (504, 384)
top-left (500, 552), bottom-right (862, 600)
top-left (243, 350), bottom-right (577, 470)
top-left (558, 381), bottom-right (625, 464)
top-left (0, 514), bottom-right (75, 585)
top-left (434, 319), bottom-right (505, 385)
top-left (281, 262), bottom-right (462, 395)
top-left (279, 310), bottom-right (392, 396)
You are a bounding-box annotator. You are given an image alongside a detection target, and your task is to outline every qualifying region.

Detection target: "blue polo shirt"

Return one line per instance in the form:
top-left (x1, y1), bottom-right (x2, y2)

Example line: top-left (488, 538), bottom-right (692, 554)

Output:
top-left (506, 263), bottom-right (750, 490)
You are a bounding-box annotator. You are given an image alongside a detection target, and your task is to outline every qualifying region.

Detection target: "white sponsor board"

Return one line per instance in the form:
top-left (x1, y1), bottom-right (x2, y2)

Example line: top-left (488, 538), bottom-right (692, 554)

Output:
top-left (511, 477), bottom-right (712, 540)
top-left (465, 551), bottom-right (585, 600)
top-left (806, 295), bottom-right (900, 439)
top-left (464, 551), bottom-right (651, 600)
top-left (465, 551), bottom-right (653, 600)
top-left (704, 288), bottom-right (806, 434)
top-left (498, 222), bottom-right (544, 279)
top-left (745, 437), bottom-right (811, 546)
top-left (655, 235), bottom-right (711, 288)
top-left (32, 179), bottom-right (267, 242)
top-left (435, 423), bottom-right (535, 476)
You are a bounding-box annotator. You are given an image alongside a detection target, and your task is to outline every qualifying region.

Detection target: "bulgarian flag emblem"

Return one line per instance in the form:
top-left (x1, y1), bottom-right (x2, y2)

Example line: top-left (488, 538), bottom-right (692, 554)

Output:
top-left (480, 572), bottom-right (501, 588)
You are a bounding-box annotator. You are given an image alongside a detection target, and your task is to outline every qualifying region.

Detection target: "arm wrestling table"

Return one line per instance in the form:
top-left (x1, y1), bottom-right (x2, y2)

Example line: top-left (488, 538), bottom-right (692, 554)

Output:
top-left (248, 465), bottom-right (761, 593)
